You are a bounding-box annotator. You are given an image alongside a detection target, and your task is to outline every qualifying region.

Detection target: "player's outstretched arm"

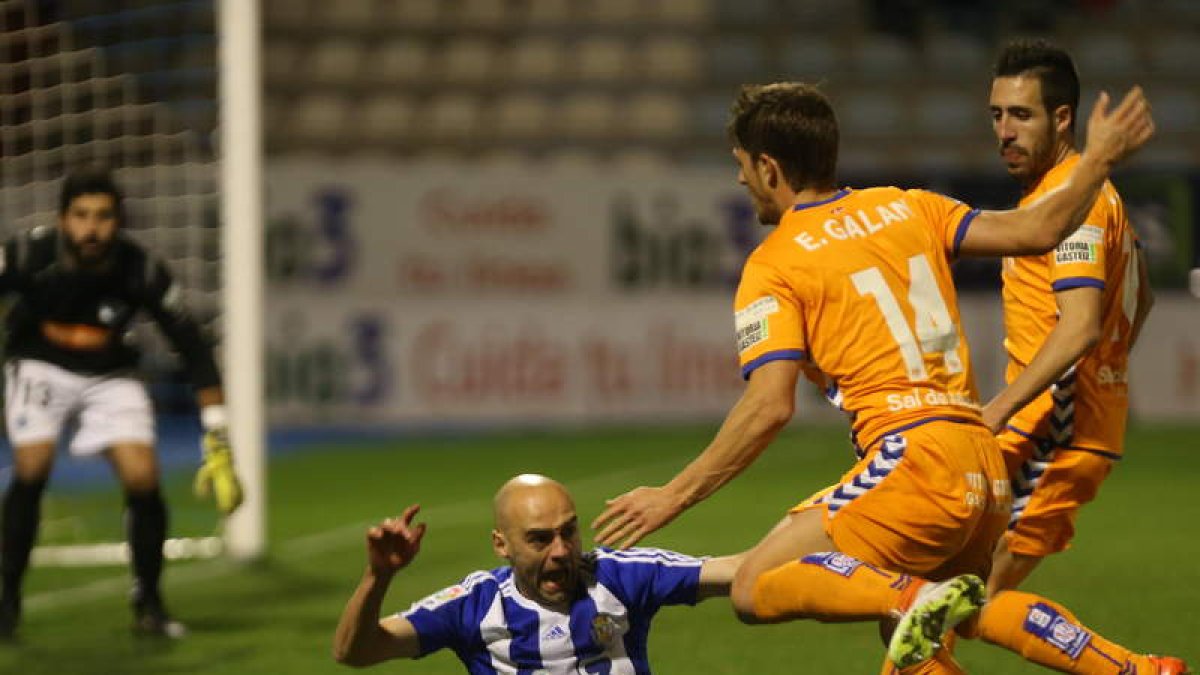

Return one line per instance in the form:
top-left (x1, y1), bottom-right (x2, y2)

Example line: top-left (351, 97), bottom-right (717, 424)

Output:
top-left (959, 87), bottom-right (1155, 257)
top-left (333, 505), bottom-right (428, 667)
top-left (982, 286), bottom-right (1102, 433)
top-left (593, 360), bottom-right (799, 548)
top-left (696, 553), bottom-right (747, 601)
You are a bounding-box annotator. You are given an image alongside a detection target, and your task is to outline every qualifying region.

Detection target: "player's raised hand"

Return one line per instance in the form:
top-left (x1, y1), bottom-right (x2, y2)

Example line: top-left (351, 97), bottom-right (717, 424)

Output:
top-left (1084, 86), bottom-right (1155, 167)
top-left (592, 486), bottom-right (682, 549)
top-left (366, 504), bottom-right (427, 577)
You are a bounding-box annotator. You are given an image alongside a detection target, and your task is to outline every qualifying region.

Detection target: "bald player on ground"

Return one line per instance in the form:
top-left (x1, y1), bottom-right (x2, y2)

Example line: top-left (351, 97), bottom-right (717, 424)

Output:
top-left (333, 474), bottom-right (742, 673)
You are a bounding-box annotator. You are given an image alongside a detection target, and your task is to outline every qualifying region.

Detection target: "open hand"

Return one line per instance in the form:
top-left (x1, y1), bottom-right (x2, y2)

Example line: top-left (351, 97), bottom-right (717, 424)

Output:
top-left (591, 486), bottom-right (682, 549)
top-left (1084, 86), bottom-right (1155, 167)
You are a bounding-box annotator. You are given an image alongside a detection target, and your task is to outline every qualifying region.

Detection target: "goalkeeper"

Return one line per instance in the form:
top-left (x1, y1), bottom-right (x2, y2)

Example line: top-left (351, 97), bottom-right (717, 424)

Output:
top-left (0, 169), bottom-right (243, 640)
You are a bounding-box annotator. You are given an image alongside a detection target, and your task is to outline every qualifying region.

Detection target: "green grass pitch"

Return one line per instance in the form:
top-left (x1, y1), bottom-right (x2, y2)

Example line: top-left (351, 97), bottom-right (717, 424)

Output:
top-left (2, 423), bottom-right (1196, 673)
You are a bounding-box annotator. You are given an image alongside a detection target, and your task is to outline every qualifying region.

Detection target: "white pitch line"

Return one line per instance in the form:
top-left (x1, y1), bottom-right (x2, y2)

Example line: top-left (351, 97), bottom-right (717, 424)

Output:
top-left (24, 457), bottom-right (683, 614)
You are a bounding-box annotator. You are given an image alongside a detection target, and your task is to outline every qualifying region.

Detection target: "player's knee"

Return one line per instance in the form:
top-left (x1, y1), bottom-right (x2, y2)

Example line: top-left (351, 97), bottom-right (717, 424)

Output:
top-left (111, 453), bottom-right (161, 493)
top-left (121, 472), bottom-right (160, 494)
top-left (730, 568), bottom-right (764, 624)
top-left (12, 443), bottom-right (56, 483)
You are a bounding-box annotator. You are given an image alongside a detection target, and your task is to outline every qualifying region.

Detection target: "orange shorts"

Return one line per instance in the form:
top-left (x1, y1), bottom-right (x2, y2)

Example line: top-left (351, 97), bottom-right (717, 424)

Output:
top-left (793, 420), bottom-right (1011, 580)
top-left (997, 428), bottom-right (1114, 557)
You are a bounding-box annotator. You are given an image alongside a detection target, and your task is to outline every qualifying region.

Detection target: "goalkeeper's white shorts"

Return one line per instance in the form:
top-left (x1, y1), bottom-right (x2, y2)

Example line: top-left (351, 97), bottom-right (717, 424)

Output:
top-left (4, 358), bottom-right (155, 455)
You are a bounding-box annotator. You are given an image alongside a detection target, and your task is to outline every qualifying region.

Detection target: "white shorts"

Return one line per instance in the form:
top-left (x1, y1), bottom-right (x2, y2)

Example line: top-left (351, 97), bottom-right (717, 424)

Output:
top-left (4, 358), bottom-right (156, 456)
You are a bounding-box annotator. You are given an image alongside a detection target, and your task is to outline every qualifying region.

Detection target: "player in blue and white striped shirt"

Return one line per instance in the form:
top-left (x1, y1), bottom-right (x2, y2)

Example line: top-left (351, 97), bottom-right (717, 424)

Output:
top-left (333, 474), bottom-right (741, 674)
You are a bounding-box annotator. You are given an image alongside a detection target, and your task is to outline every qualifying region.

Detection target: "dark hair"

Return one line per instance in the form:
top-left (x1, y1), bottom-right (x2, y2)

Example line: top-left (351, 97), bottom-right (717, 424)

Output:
top-left (727, 83), bottom-right (838, 192)
top-left (994, 39), bottom-right (1080, 133)
top-left (59, 168), bottom-right (124, 220)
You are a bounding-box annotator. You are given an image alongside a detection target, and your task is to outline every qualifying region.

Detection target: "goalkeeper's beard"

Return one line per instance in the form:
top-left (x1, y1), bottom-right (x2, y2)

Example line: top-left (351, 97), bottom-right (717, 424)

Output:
top-left (64, 234), bottom-right (114, 268)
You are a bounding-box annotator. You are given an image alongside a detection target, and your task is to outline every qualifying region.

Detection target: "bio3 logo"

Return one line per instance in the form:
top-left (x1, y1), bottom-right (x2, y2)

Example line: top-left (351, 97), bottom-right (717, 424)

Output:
top-left (267, 188), bottom-right (356, 285)
top-left (610, 192), bottom-right (757, 291)
top-left (267, 313), bottom-right (390, 407)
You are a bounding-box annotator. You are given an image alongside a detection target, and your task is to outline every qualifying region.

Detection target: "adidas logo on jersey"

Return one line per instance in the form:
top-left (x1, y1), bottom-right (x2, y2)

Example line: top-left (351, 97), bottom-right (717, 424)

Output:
top-left (543, 624), bottom-right (568, 641)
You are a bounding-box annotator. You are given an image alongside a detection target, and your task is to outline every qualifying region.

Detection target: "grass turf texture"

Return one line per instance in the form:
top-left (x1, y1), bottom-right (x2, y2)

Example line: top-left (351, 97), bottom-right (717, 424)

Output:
top-left (2, 423), bottom-right (1196, 673)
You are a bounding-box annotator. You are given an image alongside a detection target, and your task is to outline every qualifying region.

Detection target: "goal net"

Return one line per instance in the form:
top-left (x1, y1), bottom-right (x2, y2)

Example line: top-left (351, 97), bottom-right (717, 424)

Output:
top-left (0, 0), bottom-right (258, 566)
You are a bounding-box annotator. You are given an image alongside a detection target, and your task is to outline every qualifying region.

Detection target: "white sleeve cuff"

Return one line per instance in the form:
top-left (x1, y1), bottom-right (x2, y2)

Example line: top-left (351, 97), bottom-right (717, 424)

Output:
top-left (201, 405), bottom-right (228, 431)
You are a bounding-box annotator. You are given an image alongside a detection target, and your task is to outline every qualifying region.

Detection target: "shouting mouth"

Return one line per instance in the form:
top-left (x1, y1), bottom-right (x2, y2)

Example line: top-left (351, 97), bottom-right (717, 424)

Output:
top-left (541, 568), bottom-right (571, 594)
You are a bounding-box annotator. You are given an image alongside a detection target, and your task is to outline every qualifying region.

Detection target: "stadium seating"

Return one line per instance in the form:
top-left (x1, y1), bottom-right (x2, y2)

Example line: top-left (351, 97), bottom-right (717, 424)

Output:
top-left (371, 39), bottom-right (431, 84)
top-left (363, 0), bottom-right (429, 27)
top-left (575, 36), bottom-right (632, 82)
top-left (707, 35), bottom-right (769, 83)
top-left (913, 89), bottom-right (977, 138)
top-left (780, 36), bottom-right (840, 81)
top-left (652, 0), bottom-right (710, 26)
top-left (319, 0), bottom-right (375, 30)
top-left (310, 39), bottom-right (364, 83)
top-left (838, 89), bottom-right (909, 138)
top-left (922, 32), bottom-right (989, 78)
top-left (1069, 30), bottom-right (1140, 78)
top-left (508, 37), bottom-right (564, 83)
top-left (289, 94), bottom-right (350, 142)
top-left (559, 92), bottom-right (617, 140)
top-left (359, 94), bottom-right (416, 143)
top-left (1153, 87), bottom-right (1200, 136)
top-left (1145, 30), bottom-right (1200, 77)
top-left (494, 93), bottom-right (552, 140)
top-left (10, 0), bottom-right (1193, 171)
top-left (642, 36), bottom-right (703, 83)
top-left (441, 38), bottom-right (496, 84)
top-left (626, 93), bottom-right (688, 139)
top-left (426, 94), bottom-right (482, 142)
top-left (849, 35), bottom-right (918, 81)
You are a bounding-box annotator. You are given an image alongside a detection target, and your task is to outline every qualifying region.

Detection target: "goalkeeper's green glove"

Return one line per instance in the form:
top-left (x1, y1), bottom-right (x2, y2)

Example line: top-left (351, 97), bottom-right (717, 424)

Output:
top-left (194, 407), bottom-right (244, 515)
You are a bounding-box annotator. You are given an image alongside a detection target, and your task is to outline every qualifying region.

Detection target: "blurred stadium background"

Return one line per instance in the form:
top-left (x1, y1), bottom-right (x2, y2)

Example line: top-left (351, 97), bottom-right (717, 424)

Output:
top-left (0, 0), bottom-right (1197, 672)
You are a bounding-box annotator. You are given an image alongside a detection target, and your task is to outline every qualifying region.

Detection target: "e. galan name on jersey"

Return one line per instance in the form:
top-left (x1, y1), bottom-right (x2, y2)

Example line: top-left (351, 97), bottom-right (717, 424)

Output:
top-left (793, 200), bottom-right (913, 252)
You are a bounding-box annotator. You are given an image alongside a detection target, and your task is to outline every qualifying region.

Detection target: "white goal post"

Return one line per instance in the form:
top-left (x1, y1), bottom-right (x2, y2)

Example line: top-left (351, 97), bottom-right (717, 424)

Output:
top-left (217, 0), bottom-right (266, 562)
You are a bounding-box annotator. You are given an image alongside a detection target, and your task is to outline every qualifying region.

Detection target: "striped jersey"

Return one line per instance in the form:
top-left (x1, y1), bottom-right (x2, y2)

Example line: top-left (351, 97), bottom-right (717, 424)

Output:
top-left (1002, 153), bottom-right (1140, 455)
top-left (734, 187), bottom-right (983, 455)
top-left (400, 547), bottom-right (703, 674)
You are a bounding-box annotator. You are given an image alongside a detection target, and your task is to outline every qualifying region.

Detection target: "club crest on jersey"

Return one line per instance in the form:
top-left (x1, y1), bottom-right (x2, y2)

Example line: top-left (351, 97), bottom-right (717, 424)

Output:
top-left (590, 613), bottom-right (622, 646)
top-left (97, 301), bottom-right (123, 325)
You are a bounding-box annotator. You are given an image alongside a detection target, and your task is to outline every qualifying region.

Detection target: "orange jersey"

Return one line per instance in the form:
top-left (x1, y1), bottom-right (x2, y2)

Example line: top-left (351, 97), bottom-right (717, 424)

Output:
top-left (1002, 153), bottom-right (1139, 455)
top-left (734, 187), bottom-right (983, 453)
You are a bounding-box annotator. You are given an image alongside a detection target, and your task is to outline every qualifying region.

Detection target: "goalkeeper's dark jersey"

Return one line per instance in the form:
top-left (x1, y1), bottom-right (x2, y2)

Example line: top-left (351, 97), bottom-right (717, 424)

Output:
top-left (0, 225), bottom-right (220, 388)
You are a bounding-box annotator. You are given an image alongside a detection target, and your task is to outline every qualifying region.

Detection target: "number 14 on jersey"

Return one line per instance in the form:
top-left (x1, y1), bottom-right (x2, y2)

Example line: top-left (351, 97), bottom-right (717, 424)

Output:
top-left (851, 253), bottom-right (964, 382)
